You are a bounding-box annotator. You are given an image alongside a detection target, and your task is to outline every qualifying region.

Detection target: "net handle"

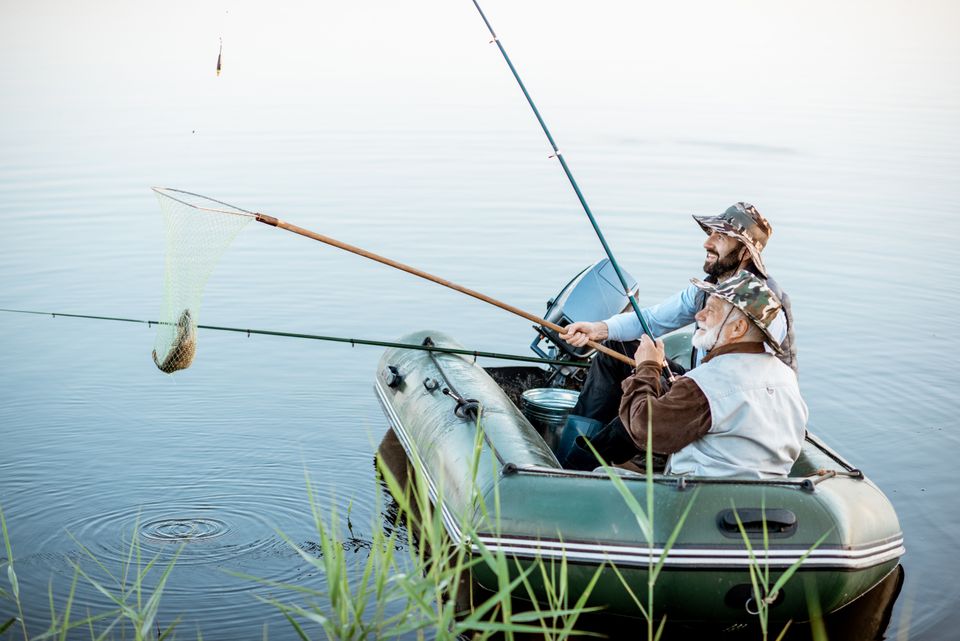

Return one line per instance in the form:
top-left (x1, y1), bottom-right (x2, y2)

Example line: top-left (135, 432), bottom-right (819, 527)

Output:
top-left (254, 213), bottom-right (636, 368)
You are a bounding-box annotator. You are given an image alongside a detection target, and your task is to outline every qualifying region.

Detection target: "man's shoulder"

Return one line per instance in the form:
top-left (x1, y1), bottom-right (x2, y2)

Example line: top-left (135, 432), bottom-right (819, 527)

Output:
top-left (674, 281), bottom-right (702, 305)
top-left (765, 274), bottom-right (784, 295)
top-left (751, 267), bottom-right (787, 299)
top-left (684, 351), bottom-right (798, 398)
top-left (685, 349), bottom-right (781, 378)
top-left (744, 265), bottom-right (792, 315)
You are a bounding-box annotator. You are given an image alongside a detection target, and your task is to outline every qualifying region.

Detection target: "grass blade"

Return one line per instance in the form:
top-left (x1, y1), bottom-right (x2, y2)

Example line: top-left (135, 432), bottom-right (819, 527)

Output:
top-left (6, 565), bottom-right (17, 601)
top-left (281, 610), bottom-right (311, 641)
top-left (774, 619), bottom-right (794, 641)
top-left (769, 528), bottom-right (833, 597)
top-left (588, 449), bottom-right (653, 541)
top-left (651, 486), bottom-right (700, 585)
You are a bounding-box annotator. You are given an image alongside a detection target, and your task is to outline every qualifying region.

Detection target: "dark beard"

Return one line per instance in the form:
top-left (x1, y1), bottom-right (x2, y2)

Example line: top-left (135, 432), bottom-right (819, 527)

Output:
top-left (703, 249), bottom-right (743, 278)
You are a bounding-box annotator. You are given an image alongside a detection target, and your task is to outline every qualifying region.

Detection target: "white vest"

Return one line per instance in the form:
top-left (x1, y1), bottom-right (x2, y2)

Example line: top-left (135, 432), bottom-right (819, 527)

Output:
top-left (667, 352), bottom-right (808, 479)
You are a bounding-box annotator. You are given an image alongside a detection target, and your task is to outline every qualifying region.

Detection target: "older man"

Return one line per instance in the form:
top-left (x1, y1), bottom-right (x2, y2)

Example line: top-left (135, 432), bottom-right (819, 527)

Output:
top-left (568, 271), bottom-right (807, 478)
top-left (560, 202), bottom-right (796, 430)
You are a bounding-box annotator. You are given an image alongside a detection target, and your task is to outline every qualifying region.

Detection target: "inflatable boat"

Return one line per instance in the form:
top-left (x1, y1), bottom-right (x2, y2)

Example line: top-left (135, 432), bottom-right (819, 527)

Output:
top-left (374, 262), bottom-right (904, 622)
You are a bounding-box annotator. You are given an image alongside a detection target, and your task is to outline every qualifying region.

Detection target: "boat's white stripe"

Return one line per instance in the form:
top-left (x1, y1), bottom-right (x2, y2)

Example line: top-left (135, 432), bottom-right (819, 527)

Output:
top-left (472, 536), bottom-right (905, 565)
top-left (471, 535), bottom-right (905, 560)
top-left (375, 382), bottom-right (904, 571)
top-left (468, 542), bottom-right (906, 570)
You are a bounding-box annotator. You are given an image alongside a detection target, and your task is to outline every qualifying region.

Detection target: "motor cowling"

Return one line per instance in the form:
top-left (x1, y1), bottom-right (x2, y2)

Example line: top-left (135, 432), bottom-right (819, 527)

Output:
top-left (531, 258), bottom-right (637, 370)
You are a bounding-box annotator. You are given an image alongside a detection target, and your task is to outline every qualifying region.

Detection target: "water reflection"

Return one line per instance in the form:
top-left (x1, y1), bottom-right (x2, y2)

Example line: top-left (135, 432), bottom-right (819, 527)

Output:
top-left (578, 566), bottom-right (903, 641)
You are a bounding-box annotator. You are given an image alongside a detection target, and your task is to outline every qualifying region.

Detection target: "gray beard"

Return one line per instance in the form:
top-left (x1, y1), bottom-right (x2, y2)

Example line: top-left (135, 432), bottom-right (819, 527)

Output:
top-left (691, 322), bottom-right (721, 351)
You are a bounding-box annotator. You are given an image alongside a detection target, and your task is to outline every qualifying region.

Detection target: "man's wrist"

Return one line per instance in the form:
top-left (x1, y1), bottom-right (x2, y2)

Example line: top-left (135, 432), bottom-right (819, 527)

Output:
top-left (635, 359), bottom-right (662, 374)
top-left (597, 322), bottom-right (609, 341)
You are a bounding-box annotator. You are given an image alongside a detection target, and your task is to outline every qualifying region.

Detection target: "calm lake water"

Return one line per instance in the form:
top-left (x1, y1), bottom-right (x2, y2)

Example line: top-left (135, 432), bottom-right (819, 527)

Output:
top-left (1, 1), bottom-right (958, 638)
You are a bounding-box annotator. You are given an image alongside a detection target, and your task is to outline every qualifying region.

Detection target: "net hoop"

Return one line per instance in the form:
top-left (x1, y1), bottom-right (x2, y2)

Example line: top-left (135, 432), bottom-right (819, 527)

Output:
top-left (151, 187), bottom-right (258, 219)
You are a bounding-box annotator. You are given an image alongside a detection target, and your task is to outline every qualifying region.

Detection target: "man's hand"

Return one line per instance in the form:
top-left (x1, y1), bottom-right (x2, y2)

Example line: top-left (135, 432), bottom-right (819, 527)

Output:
top-left (558, 321), bottom-right (608, 348)
top-left (634, 335), bottom-right (666, 366)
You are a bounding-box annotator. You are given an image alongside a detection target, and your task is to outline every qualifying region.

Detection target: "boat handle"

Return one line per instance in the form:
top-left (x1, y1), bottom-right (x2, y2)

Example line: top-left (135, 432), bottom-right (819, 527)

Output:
top-left (717, 508), bottom-right (797, 537)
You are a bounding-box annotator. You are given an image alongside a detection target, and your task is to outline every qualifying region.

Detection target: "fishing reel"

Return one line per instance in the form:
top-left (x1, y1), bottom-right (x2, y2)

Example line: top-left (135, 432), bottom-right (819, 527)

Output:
top-left (531, 258), bottom-right (638, 384)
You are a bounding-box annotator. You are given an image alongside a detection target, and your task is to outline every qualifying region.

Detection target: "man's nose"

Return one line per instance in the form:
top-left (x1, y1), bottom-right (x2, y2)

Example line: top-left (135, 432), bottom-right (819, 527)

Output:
top-left (695, 309), bottom-right (706, 322)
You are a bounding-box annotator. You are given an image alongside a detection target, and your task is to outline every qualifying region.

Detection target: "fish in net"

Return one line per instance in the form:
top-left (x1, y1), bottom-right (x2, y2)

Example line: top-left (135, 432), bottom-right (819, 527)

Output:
top-left (152, 187), bottom-right (255, 373)
top-left (153, 308), bottom-right (198, 372)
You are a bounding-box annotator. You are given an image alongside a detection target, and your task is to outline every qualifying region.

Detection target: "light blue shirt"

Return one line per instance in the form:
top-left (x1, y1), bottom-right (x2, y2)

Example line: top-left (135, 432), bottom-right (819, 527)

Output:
top-left (603, 284), bottom-right (787, 367)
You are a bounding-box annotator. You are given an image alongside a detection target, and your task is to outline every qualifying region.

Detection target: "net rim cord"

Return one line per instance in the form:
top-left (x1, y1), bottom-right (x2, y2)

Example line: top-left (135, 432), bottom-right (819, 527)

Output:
top-left (151, 186), bottom-right (258, 219)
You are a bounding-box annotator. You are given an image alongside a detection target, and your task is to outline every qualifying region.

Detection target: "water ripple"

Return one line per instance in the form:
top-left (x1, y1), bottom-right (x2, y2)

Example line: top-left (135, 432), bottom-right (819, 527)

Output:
top-left (140, 516), bottom-right (229, 544)
top-left (34, 496), bottom-right (310, 574)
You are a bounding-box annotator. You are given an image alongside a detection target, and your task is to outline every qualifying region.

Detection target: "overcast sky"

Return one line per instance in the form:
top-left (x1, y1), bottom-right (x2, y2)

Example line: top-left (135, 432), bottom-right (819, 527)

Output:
top-left (2, 0), bottom-right (958, 137)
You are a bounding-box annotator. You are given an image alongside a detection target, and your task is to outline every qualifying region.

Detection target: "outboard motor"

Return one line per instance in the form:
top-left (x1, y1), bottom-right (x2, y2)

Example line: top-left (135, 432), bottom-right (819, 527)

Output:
top-left (531, 258), bottom-right (637, 384)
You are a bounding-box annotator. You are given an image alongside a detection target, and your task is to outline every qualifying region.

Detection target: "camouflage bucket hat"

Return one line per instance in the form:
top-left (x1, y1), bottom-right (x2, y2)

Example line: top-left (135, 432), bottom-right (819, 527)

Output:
top-left (690, 270), bottom-right (783, 353)
top-left (692, 202), bottom-right (772, 277)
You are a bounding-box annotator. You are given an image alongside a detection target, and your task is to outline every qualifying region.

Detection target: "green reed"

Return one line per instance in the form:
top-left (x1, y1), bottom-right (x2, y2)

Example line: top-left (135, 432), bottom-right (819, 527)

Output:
top-left (730, 497), bottom-right (832, 640)
top-left (230, 411), bottom-right (602, 640)
top-left (0, 504), bottom-right (181, 641)
top-left (582, 399), bottom-right (700, 641)
top-left (803, 576), bottom-right (829, 641)
top-left (1, 505), bottom-right (26, 640)
top-left (462, 417), bottom-right (605, 640)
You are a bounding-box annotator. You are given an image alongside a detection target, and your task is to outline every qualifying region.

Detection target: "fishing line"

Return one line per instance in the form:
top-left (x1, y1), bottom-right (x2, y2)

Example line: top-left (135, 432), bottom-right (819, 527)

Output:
top-left (468, 1), bottom-right (675, 379)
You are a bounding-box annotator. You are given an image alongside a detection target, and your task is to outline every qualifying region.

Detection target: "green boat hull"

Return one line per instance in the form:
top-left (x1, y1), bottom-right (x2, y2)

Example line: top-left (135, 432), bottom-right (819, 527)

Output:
top-left (375, 330), bottom-right (904, 622)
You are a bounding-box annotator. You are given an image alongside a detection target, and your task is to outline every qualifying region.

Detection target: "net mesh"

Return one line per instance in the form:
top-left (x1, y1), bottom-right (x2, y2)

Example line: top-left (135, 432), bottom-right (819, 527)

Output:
top-left (152, 188), bottom-right (254, 373)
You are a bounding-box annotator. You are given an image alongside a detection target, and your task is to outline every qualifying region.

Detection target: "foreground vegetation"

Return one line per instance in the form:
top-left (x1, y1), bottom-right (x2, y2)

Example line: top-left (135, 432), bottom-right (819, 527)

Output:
top-left (1, 418), bottom-right (868, 640)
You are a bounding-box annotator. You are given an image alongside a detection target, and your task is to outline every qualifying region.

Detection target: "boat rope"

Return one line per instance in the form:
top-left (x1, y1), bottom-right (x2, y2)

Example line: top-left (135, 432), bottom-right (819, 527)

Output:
top-left (803, 434), bottom-right (863, 478)
top-left (468, 0), bottom-right (675, 381)
top-left (806, 468), bottom-right (864, 486)
top-left (0, 308), bottom-right (589, 368)
top-left (512, 465), bottom-right (827, 492)
top-left (512, 461), bottom-right (867, 492)
top-left (423, 337), bottom-right (507, 466)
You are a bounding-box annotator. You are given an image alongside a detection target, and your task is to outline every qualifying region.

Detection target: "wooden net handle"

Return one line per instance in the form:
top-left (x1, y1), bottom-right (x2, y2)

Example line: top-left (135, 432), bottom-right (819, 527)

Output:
top-left (255, 213), bottom-right (636, 368)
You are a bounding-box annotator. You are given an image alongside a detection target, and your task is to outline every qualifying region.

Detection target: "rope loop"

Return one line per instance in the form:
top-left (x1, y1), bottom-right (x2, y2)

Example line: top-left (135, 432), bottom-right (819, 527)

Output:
top-left (455, 399), bottom-right (481, 419)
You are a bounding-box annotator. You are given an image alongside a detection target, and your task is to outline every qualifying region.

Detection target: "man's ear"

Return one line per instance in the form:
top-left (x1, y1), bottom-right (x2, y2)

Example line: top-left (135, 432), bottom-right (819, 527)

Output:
top-left (728, 316), bottom-right (750, 341)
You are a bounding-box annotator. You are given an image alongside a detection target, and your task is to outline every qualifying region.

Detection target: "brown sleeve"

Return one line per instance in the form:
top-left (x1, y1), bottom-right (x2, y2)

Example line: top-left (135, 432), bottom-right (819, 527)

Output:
top-left (618, 361), bottom-right (712, 454)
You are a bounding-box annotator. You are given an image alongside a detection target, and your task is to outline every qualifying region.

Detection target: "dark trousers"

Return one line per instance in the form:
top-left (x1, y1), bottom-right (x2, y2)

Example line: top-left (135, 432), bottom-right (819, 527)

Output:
top-left (571, 340), bottom-right (639, 424)
top-left (562, 340), bottom-right (639, 469)
top-left (562, 341), bottom-right (684, 470)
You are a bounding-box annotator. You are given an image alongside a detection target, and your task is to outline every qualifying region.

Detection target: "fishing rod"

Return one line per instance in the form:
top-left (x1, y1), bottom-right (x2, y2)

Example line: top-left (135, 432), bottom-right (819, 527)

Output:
top-left (468, 1), bottom-right (674, 377)
top-left (0, 307), bottom-right (589, 368)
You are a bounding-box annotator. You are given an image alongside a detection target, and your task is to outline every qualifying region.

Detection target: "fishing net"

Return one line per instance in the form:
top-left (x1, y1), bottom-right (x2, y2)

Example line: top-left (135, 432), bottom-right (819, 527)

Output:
top-left (152, 187), bottom-right (255, 373)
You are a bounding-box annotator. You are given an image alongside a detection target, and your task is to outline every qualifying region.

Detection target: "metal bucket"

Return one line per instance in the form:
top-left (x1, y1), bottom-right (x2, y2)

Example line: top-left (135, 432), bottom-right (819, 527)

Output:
top-left (520, 388), bottom-right (580, 450)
